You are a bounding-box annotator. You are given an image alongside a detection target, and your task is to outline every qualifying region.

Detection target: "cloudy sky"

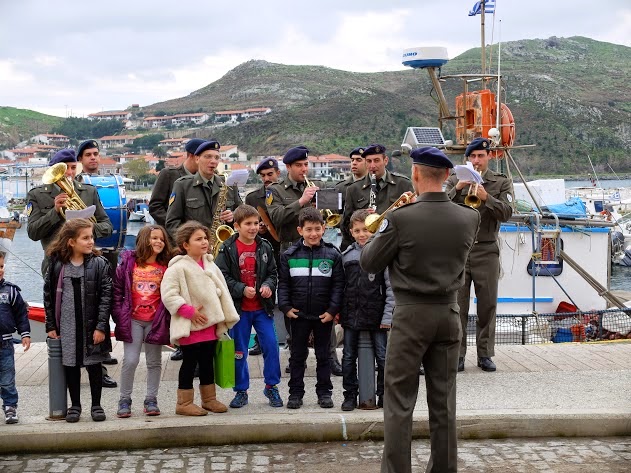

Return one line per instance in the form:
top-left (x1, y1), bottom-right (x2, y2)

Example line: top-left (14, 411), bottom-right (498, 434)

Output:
top-left (1, 0), bottom-right (629, 118)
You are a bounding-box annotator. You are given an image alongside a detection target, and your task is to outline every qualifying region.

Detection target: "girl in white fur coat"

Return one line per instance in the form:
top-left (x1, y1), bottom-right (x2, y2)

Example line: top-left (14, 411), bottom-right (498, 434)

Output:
top-left (161, 221), bottom-right (240, 416)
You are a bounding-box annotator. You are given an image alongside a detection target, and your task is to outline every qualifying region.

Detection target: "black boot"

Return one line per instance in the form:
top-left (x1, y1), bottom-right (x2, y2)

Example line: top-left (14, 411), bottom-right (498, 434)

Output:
top-left (330, 358), bottom-right (343, 377)
top-left (341, 394), bottom-right (357, 412)
top-left (170, 347), bottom-right (183, 361)
top-left (248, 338), bottom-right (262, 356)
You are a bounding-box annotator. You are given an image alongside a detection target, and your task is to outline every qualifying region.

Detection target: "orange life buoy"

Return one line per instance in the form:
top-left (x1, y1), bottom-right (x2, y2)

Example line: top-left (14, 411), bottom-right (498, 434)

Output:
top-left (490, 103), bottom-right (516, 159)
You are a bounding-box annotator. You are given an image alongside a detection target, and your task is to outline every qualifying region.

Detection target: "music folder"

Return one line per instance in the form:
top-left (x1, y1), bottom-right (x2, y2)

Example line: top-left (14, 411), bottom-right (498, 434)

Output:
top-left (315, 188), bottom-right (342, 211)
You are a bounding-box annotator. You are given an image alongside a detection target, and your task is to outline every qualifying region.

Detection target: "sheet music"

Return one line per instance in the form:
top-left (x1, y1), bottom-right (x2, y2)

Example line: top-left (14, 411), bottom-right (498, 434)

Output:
top-left (65, 205), bottom-right (96, 220)
top-left (454, 161), bottom-right (483, 184)
top-left (226, 169), bottom-right (249, 187)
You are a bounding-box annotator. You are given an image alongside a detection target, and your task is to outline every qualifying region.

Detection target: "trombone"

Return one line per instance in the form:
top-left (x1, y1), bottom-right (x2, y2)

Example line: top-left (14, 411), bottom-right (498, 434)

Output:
top-left (464, 167), bottom-right (482, 209)
top-left (304, 175), bottom-right (342, 228)
top-left (42, 162), bottom-right (97, 222)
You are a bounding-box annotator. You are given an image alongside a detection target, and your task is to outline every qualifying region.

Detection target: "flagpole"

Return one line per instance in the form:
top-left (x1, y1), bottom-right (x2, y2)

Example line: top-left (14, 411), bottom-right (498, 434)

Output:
top-left (481, 0), bottom-right (486, 76)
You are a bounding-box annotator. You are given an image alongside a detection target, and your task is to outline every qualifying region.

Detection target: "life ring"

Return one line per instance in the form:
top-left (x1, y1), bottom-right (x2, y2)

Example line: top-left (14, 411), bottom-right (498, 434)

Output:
top-left (490, 103), bottom-right (516, 159)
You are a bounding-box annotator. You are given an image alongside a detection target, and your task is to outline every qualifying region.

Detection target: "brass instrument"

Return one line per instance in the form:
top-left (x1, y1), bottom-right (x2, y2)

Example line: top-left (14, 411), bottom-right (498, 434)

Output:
top-left (41, 163), bottom-right (97, 223)
top-left (209, 173), bottom-right (236, 258)
top-left (365, 191), bottom-right (415, 233)
top-left (304, 175), bottom-right (342, 227)
top-left (463, 167), bottom-right (482, 209)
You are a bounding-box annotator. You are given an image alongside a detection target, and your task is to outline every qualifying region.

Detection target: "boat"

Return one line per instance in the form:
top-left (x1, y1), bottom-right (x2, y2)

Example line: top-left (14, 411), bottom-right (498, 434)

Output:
top-left (0, 194), bottom-right (22, 251)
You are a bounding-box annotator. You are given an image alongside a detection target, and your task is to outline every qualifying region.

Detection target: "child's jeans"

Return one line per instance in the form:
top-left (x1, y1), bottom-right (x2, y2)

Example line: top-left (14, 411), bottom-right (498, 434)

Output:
top-left (230, 309), bottom-right (281, 391)
top-left (288, 318), bottom-right (333, 398)
top-left (342, 328), bottom-right (388, 397)
top-left (0, 340), bottom-right (18, 408)
top-left (119, 319), bottom-right (163, 400)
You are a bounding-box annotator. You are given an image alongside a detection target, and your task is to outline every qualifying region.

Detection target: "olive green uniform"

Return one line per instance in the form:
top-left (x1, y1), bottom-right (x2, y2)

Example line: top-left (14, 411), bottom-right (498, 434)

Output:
top-left (334, 176), bottom-right (358, 251)
top-left (165, 172), bottom-right (242, 238)
top-left (149, 164), bottom-right (191, 227)
top-left (27, 180), bottom-right (113, 274)
top-left (360, 192), bottom-right (480, 473)
top-left (445, 169), bottom-right (513, 359)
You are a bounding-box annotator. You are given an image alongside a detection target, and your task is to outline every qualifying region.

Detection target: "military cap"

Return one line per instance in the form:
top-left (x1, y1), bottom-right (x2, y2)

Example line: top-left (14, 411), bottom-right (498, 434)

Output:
top-left (256, 157), bottom-right (279, 174)
top-left (283, 146), bottom-right (309, 165)
top-left (349, 147), bottom-right (365, 158)
top-left (411, 147), bottom-right (454, 169)
top-left (361, 144), bottom-right (386, 158)
top-left (195, 140), bottom-right (221, 155)
top-left (49, 148), bottom-right (77, 166)
top-left (76, 139), bottom-right (99, 159)
top-left (464, 137), bottom-right (491, 157)
top-left (185, 138), bottom-right (206, 154)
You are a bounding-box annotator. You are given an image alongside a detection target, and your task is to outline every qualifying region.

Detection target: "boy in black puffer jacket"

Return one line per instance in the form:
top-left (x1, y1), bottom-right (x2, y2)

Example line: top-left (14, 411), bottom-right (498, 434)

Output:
top-left (341, 210), bottom-right (394, 411)
top-left (278, 208), bottom-right (344, 409)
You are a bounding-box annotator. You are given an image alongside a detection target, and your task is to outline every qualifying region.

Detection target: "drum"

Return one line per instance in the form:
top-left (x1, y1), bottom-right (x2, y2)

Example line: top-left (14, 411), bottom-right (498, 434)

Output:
top-left (81, 174), bottom-right (128, 250)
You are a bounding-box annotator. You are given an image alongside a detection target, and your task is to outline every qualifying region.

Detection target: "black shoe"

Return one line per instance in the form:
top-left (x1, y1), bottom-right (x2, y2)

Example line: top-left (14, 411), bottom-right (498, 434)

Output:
top-left (317, 394), bottom-right (334, 409)
top-left (418, 365), bottom-right (425, 376)
top-left (170, 347), bottom-right (183, 361)
top-left (102, 356), bottom-right (118, 365)
top-left (286, 397), bottom-right (303, 409)
top-left (458, 357), bottom-right (465, 372)
top-left (248, 341), bottom-right (262, 356)
top-left (102, 374), bottom-right (117, 388)
top-left (341, 394), bottom-right (357, 412)
top-left (477, 357), bottom-right (496, 372)
top-left (330, 359), bottom-right (343, 377)
top-left (377, 396), bottom-right (383, 408)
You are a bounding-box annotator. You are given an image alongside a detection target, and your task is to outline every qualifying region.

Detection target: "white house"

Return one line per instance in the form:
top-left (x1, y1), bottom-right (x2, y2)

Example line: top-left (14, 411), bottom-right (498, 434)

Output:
top-left (88, 111), bottom-right (131, 121)
top-left (143, 116), bottom-right (172, 128)
top-left (171, 113), bottom-right (210, 126)
top-left (31, 133), bottom-right (70, 146)
top-left (220, 145), bottom-right (248, 162)
top-left (99, 135), bottom-right (139, 149)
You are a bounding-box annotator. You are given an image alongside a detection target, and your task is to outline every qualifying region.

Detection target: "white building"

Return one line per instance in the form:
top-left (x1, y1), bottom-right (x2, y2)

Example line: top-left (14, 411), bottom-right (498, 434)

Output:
top-left (88, 111), bottom-right (131, 121)
top-left (31, 134), bottom-right (70, 146)
top-left (99, 135), bottom-right (139, 149)
top-left (220, 145), bottom-right (248, 162)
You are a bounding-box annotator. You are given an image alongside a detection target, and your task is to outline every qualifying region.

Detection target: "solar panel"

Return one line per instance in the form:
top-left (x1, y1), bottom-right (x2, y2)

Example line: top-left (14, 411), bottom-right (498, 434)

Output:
top-left (404, 127), bottom-right (445, 146)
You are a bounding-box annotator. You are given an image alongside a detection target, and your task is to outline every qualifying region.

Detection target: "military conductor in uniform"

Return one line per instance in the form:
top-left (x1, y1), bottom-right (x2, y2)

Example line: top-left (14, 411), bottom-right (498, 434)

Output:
top-left (361, 147), bottom-right (480, 473)
top-left (445, 137), bottom-right (513, 373)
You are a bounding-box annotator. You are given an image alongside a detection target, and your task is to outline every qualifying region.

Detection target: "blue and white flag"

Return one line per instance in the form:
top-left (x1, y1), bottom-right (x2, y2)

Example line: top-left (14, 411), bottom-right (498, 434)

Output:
top-left (469, 0), bottom-right (495, 16)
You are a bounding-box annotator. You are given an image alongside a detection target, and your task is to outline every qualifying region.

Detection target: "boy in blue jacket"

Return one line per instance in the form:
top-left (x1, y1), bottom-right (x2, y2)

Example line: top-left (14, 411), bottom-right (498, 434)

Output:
top-left (0, 252), bottom-right (30, 424)
top-left (278, 207), bottom-right (345, 409)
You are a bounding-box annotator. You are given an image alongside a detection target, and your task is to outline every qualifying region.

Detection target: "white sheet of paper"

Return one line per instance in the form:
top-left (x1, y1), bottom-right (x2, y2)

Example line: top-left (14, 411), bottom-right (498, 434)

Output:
top-left (65, 205), bottom-right (96, 220)
top-left (454, 162), bottom-right (483, 184)
top-left (226, 169), bottom-right (249, 187)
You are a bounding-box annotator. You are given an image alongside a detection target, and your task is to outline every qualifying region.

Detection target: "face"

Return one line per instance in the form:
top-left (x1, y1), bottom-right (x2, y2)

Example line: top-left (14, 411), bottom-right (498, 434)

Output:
top-left (287, 160), bottom-right (309, 183)
top-left (0, 257), bottom-right (5, 280)
top-left (350, 155), bottom-right (367, 178)
top-left (259, 168), bottom-right (281, 187)
top-left (80, 148), bottom-right (100, 173)
top-left (195, 150), bottom-right (220, 179)
top-left (65, 162), bottom-right (79, 180)
top-left (183, 229), bottom-right (209, 258)
top-left (235, 215), bottom-right (260, 242)
top-left (365, 154), bottom-right (388, 178)
top-left (69, 227), bottom-right (94, 255)
top-left (350, 220), bottom-right (371, 246)
top-left (468, 150), bottom-right (491, 172)
top-left (185, 152), bottom-right (199, 173)
top-left (297, 221), bottom-right (325, 246)
top-left (148, 229), bottom-right (166, 256)
top-left (258, 220), bottom-right (267, 235)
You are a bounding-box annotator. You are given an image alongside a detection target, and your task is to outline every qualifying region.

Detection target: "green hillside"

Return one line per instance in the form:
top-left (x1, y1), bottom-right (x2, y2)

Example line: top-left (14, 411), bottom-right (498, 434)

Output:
top-left (0, 107), bottom-right (64, 147)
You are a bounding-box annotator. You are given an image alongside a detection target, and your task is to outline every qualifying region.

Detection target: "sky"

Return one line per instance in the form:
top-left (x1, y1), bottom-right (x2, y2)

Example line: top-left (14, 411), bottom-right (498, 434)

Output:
top-left (1, 0), bottom-right (629, 118)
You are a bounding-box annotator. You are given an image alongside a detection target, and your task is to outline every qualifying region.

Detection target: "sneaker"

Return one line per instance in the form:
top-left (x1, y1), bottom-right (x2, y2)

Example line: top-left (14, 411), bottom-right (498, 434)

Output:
top-left (341, 395), bottom-right (357, 412)
top-left (143, 398), bottom-right (161, 416)
top-left (4, 406), bottom-right (18, 424)
top-left (229, 391), bottom-right (249, 408)
top-left (117, 398), bottom-right (132, 418)
top-left (286, 397), bottom-right (303, 409)
top-left (377, 396), bottom-right (384, 408)
top-left (317, 394), bottom-right (334, 409)
top-left (263, 386), bottom-right (284, 408)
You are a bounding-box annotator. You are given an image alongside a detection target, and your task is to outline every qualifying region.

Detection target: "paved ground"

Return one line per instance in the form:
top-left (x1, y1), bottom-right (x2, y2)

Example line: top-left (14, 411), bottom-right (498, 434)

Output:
top-left (1, 437), bottom-right (630, 472)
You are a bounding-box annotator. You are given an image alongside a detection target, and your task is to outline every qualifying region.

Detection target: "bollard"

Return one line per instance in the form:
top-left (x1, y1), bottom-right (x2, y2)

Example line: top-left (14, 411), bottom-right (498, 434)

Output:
top-left (357, 331), bottom-right (377, 410)
top-left (47, 337), bottom-right (67, 420)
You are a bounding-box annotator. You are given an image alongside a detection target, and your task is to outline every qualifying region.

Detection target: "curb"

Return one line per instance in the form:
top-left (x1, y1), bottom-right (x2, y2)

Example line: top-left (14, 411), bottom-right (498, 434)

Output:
top-left (2, 409), bottom-right (630, 454)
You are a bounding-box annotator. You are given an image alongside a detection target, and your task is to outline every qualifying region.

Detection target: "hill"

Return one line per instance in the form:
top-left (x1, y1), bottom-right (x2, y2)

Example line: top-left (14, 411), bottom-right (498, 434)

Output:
top-left (146, 36), bottom-right (631, 174)
top-left (0, 107), bottom-right (64, 147)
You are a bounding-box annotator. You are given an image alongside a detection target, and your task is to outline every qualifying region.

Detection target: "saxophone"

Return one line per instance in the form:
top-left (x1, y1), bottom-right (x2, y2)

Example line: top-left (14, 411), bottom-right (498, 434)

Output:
top-left (209, 173), bottom-right (236, 258)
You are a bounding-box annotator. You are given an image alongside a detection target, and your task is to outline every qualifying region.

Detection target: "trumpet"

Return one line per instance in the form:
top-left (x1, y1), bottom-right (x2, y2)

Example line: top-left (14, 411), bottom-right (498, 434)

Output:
top-left (42, 163), bottom-right (97, 223)
top-left (365, 191), bottom-right (415, 233)
top-left (304, 176), bottom-right (316, 188)
top-left (464, 167), bottom-right (482, 209)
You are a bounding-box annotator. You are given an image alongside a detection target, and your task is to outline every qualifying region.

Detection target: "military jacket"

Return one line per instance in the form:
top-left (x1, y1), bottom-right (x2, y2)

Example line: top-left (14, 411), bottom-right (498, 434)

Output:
top-left (26, 180), bottom-right (113, 250)
top-left (149, 164), bottom-right (189, 227)
top-left (165, 171), bottom-right (242, 238)
top-left (335, 176), bottom-right (359, 250)
top-left (245, 185), bottom-right (281, 262)
top-left (444, 169), bottom-right (513, 242)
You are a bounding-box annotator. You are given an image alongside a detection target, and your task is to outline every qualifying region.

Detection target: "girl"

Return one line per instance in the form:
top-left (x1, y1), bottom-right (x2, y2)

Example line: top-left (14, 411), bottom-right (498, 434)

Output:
top-left (44, 218), bottom-right (112, 423)
top-left (112, 225), bottom-right (173, 418)
top-left (161, 221), bottom-right (240, 416)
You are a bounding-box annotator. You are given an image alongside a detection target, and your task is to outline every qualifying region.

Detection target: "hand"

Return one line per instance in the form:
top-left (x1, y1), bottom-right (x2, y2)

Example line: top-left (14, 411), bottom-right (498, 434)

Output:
top-left (299, 186), bottom-right (319, 206)
top-left (22, 337), bottom-right (31, 351)
top-left (286, 308), bottom-right (299, 319)
top-left (54, 193), bottom-right (69, 213)
top-left (243, 286), bottom-right (257, 299)
top-left (192, 305), bottom-right (208, 326)
top-left (47, 330), bottom-right (59, 339)
top-left (259, 285), bottom-right (272, 298)
top-left (476, 185), bottom-right (488, 201)
top-left (319, 312), bottom-right (334, 323)
top-left (93, 330), bottom-right (105, 344)
top-left (380, 324), bottom-right (391, 330)
top-left (334, 313), bottom-right (340, 324)
top-left (455, 180), bottom-right (471, 191)
top-left (220, 209), bottom-right (234, 223)
top-left (366, 208), bottom-right (376, 214)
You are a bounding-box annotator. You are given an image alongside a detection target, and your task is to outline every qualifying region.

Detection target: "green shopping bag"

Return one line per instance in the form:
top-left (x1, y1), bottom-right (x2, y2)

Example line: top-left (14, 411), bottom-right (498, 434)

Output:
top-left (214, 334), bottom-right (236, 389)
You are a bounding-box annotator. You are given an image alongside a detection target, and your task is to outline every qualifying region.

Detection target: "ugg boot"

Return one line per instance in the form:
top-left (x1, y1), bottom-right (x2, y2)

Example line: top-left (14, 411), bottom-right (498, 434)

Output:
top-left (175, 389), bottom-right (207, 416)
top-left (199, 384), bottom-right (228, 413)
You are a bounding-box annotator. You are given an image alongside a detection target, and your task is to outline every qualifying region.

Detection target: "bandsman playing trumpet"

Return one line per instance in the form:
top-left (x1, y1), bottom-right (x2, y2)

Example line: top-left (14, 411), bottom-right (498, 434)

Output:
top-left (444, 137), bottom-right (513, 373)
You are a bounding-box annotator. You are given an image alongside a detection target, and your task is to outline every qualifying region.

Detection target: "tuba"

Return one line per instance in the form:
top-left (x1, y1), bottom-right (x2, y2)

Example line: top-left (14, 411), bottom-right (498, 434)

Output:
top-left (463, 167), bottom-right (482, 209)
top-left (209, 173), bottom-right (235, 258)
top-left (41, 163), bottom-right (97, 223)
top-left (365, 191), bottom-right (415, 233)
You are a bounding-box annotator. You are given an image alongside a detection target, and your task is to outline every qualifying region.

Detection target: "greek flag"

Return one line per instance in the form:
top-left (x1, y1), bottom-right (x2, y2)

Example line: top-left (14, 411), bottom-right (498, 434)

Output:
top-left (469, 0), bottom-right (495, 16)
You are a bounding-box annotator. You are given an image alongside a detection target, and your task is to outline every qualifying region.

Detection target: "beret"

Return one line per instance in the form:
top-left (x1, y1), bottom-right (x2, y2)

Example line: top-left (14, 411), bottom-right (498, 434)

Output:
top-left (349, 147), bottom-right (365, 158)
top-left (49, 148), bottom-right (77, 166)
top-left (361, 144), bottom-right (386, 158)
top-left (410, 147), bottom-right (454, 169)
top-left (283, 146), bottom-right (309, 165)
top-left (185, 138), bottom-right (206, 154)
top-left (195, 140), bottom-right (221, 156)
top-left (256, 157), bottom-right (279, 174)
top-left (76, 140), bottom-right (99, 158)
top-left (464, 137), bottom-right (491, 157)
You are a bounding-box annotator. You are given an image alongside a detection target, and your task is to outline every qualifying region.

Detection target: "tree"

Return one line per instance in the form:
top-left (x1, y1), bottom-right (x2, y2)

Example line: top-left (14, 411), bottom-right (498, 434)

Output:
top-left (129, 134), bottom-right (165, 152)
top-left (229, 152), bottom-right (239, 159)
top-left (156, 160), bottom-right (166, 172)
top-left (123, 158), bottom-right (150, 181)
top-left (152, 145), bottom-right (168, 159)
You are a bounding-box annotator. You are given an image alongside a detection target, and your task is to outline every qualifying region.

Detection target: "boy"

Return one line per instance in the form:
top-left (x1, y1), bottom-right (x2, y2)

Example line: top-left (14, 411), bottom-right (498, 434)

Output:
top-left (0, 252), bottom-right (31, 424)
top-left (340, 210), bottom-right (393, 411)
top-left (215, 205), bottom-right (282, 408)
top-left (278, 207), bottom-right (345, 409)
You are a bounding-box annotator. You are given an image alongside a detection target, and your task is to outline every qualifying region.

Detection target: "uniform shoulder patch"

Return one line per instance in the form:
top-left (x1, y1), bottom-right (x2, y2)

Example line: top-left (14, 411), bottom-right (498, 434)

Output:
top-left (26, 202), bottom-right (33, 216)
top-left (265, 189), bottom-right (273, 206)
top-left (378, 218), bottom-right (389, 233)
top-left (168, 192), bottom-right (176, 206)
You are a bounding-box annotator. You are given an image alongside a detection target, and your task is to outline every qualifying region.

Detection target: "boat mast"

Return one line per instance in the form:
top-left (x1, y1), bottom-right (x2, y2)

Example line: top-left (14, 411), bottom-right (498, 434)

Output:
top-left (481, 0), bottom-right (486, 76)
